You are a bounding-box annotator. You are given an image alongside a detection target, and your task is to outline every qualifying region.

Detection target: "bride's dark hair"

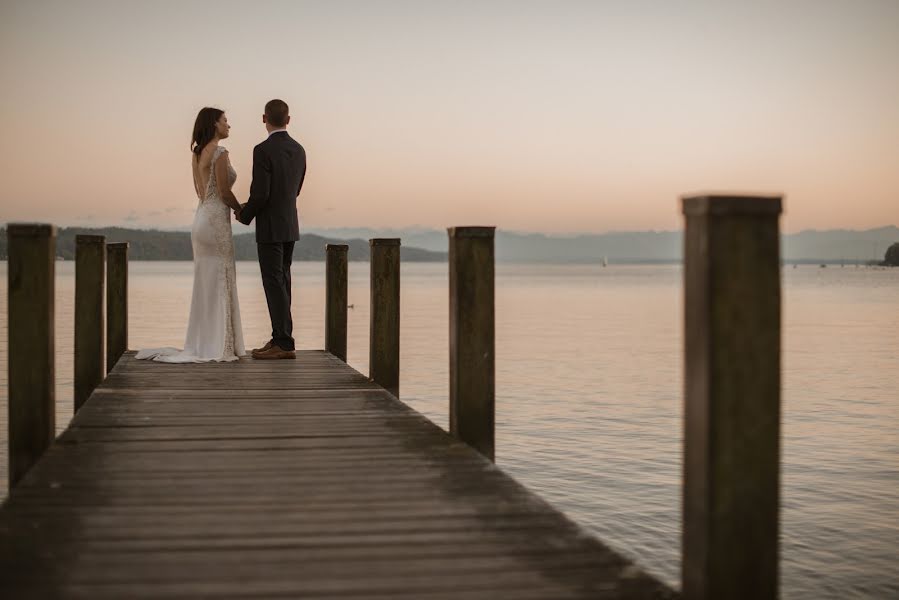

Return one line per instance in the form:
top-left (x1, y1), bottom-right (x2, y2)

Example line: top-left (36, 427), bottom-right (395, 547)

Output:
top-left (191, 107), bottom-right (224, 160)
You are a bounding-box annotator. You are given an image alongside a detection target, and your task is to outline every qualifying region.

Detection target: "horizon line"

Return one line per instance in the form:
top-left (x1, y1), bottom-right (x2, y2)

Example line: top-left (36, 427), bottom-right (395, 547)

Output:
top-left (2, 223), bottom-right (897, 237)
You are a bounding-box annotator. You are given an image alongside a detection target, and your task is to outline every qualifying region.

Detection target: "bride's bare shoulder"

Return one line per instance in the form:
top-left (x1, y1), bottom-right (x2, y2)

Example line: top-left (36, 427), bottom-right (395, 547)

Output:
top-left (194, 144), bottom-right (219, 166)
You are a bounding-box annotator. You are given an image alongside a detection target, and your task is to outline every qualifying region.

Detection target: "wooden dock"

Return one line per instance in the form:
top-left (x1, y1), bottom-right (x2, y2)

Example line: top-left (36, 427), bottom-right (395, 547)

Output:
top-left (1, 352), bottom-right (674, 599)
top-left (3, 199), bottom-right (785, 599)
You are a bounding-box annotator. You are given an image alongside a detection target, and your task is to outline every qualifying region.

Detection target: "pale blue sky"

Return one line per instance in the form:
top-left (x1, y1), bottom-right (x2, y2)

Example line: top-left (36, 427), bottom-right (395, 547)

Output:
top-left (1, 0), bottom-right (897, 232)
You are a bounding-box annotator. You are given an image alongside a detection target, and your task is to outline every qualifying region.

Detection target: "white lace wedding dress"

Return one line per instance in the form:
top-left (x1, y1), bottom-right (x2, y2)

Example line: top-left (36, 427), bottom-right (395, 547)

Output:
top-left (136, 146), bottom-right (246, 362)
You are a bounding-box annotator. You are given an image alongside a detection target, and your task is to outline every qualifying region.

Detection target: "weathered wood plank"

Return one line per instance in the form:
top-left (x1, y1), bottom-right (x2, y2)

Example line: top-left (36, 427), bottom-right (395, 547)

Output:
top-left (325, 243), bottom-right (349, 361)
top-left (369, 239), bottom-right (401, 397)
top-left (0, 351), bottom-right (675, 599)
top-left (682, 195), bottom-right (781, 600)
top-left (2, 566), bottom-right (671, 600)
top-left (105, 242), bottom-right (128, 371)
top-left (6, 224), bottom-right (56, 489)
top-left (448, 226), bottom-right (496, 461)
top-left (74, 235), bottom-right (106, 412)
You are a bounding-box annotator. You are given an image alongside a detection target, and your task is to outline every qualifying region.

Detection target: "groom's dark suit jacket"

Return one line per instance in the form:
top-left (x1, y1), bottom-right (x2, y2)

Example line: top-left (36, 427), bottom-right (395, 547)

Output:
top-left (239, 131), bottom-right (306, 241)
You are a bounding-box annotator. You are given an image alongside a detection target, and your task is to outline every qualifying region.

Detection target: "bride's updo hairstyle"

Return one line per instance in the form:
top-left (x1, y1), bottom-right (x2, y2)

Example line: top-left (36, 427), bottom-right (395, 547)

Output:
top-left (191, 107), bottom-right (225, 160)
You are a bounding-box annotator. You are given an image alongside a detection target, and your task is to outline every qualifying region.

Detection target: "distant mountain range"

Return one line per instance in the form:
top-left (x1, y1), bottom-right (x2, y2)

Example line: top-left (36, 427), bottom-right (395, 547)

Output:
top-left (1, 225), bottom-right (896, 263)
top-left (0, 228), bottom-right (445, 262)
top-left (308, 226), bottom-right (899, 264)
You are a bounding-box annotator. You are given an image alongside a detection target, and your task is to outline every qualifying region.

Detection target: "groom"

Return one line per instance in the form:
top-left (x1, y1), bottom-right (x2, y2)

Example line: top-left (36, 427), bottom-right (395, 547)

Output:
top-left (235, 99), bottom-right (307, 360)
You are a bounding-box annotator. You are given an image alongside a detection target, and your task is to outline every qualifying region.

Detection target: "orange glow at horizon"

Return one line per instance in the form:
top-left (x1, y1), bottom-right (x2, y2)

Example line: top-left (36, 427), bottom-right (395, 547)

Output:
top-left (1, 1), bottom-right (897, 234)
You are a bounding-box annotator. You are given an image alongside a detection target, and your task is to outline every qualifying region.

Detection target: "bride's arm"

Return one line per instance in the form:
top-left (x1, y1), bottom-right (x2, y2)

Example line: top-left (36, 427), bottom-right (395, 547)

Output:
top-left (214, 150), bottom-right (242, 212)
top-left (191, 155), bottom-right (202, 199)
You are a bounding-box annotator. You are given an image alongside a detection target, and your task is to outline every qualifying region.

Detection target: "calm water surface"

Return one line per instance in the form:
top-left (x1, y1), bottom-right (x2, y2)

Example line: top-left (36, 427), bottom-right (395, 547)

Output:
top-left (1, 261), bottom-right (896, 598)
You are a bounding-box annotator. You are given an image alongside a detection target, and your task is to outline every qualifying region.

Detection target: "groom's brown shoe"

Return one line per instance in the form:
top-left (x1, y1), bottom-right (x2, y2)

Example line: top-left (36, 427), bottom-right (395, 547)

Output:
top-left (252, 344), bottom-right (296, 360)
top-left (252, 340), bottom-right (274, 355)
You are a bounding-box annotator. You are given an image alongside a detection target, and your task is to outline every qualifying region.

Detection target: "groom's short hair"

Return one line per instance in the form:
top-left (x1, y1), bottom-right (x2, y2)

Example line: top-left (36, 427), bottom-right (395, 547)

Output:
top-left (265, 99), bottom-right (290, 127)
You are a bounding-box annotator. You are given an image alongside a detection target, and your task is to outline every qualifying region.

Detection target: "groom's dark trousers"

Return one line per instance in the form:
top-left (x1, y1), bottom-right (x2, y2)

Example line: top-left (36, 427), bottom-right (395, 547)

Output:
top-left (257, 241), bottom-right (296, 350)
top-left (239, 130), bottom-right (307, 352)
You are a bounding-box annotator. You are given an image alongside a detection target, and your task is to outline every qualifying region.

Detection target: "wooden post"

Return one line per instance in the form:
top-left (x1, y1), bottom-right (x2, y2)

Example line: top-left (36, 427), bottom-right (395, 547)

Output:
top-left (6, 224), bottom-right (56, 489)
top-left (75, 235), bottom-right (106, 413)
top-left (369, 238), bottom-right (400, 397)
top-left (681, 195), bottom-right (782, 600)
top-left (448, 226), bottom-right (496, 462)
top-left (106, 242), bottom-right (129, 372)
top-left (325, 244), bottom-right (349, 362)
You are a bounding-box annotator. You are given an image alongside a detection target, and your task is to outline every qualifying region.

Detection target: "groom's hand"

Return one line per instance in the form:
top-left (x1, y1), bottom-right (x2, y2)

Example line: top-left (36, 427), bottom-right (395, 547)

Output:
top-left (237, 203), bottom-right (249, 225)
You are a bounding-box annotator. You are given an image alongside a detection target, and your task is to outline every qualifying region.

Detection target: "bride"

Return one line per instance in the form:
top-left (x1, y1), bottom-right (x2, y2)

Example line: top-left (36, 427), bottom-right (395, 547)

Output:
top-left (136, 108), bottom-right (246, 362)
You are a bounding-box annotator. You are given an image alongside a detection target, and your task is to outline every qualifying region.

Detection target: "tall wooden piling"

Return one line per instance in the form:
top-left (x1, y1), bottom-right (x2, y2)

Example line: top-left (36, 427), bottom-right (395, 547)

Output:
top-left (681, 194), bottom-right (782, 600)
top-left (448, 226), bottom-right (496, 462)
top-left (6, 224), bottom-right (56, 489)
top-left (369, 238), bottom-right (400, 397)
top-left (106, 242), bottom-right (129, 372)
top-left (74, 235), bottom-right (106, 413)
top-left (325, 244), bottom-right (349, 362)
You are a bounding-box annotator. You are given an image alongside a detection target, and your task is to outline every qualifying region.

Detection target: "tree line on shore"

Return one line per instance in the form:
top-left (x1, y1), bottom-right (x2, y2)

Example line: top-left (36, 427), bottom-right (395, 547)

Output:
top-left (884, 242), bottom-right (899, 266)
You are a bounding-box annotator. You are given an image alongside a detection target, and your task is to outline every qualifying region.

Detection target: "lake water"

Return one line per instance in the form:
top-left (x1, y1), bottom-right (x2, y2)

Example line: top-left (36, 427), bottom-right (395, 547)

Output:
top-left (1, 261), bottom-right (897, 598)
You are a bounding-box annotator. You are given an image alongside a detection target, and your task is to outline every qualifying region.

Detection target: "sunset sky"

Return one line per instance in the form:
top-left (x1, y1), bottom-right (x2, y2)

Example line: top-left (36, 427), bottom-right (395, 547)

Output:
top-left (1, 0), bottom-right (896, 233)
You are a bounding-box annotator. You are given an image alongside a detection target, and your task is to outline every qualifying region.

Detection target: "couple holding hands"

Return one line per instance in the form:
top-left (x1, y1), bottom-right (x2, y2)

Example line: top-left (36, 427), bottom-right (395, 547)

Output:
top-left (137, 99), bottom-right (306, 364)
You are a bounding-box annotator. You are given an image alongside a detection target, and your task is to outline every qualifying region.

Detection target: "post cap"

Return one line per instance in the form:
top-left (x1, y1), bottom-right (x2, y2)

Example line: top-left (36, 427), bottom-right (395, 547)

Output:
top-left (75, 234), bottom-right (106, 244)
top-left (326, 244), bottom-right (349, 251)
top-left (107, 242), bottom-right (129, 249)
top-left (369, 238), bottom-right (401, 246)
top-left (448, 226), bottom-right (496, 238)
top-left (682, 194), bottom-right (782, 217)
top-left (6, 223), bottom-right (56, 237)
